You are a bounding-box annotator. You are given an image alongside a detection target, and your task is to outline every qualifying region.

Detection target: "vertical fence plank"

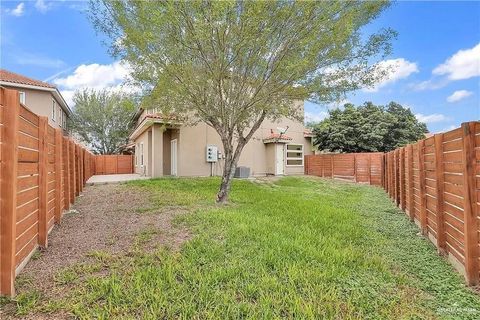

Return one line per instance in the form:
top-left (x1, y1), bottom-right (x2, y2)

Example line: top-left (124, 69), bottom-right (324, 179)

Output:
top-left (400, 148), bottom-right (406, 210)
top-left (70, 140), bottom-right (75, 203)
top-left (418, 140), bottom-right (427, 234)
top-left (0, 89), bottom-right (19, 296)
top-left (407, 144), bottom-right (414, 221)
top-left (54, 129), bottom-right (63, 223)
top-left (64, 137), bottom-right (70, 211)
top-left (434, 133), bottom-right (446, 254)
top-left (38, 117), bottom-right (48, 248)
top-left (461, 122), bottom-right (479, 285)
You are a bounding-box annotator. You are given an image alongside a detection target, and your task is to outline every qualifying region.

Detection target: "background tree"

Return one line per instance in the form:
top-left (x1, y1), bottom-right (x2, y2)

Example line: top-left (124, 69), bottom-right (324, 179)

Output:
top-left (90, 0), bottom-right (396, 203)
top-left (70, 89), bottom-right (135, 154)
top-left (312, 101), bottom-right (428, 153)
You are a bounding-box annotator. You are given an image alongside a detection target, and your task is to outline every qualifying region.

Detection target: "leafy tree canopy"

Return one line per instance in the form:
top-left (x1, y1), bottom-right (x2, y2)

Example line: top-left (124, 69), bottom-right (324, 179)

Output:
top-left (70, 89), bottom-right (136, 154)
top-left (89, 0), bottom-right (395, 202)
top-left (312, 101), bottom-right (428, 153)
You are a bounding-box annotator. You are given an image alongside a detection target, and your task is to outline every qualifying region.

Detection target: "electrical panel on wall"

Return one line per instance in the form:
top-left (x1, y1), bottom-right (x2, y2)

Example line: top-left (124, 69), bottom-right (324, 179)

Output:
top-left (206, 145), bottom-right (218, 162)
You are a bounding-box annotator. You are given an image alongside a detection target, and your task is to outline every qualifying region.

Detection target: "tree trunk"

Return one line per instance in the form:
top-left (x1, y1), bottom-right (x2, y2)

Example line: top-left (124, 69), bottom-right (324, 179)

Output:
top-left (216, 142), bottom-right (244, 204)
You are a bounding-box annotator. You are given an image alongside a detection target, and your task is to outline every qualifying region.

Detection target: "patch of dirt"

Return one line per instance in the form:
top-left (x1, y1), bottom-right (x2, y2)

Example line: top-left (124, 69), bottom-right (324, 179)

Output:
top-left (3, 183), bottom-right (191, 319)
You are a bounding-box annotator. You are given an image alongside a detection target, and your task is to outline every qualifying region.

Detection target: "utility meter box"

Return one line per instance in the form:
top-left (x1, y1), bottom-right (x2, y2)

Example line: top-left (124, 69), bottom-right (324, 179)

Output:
top-left (206, 145), bottom-right (218, 162)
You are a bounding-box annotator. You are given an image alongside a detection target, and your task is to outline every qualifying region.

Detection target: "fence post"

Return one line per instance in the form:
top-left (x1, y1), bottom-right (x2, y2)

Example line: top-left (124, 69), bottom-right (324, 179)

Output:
top-left (407, 144), bottom-right (414, 221)
top-left (0, 89), bottom-right (19, 296)
top-left (367, 153), bottom-right (372, 185)
top-left (64, 137), bottom-right (70, 211)
top-left (70, 140), bottom-right (75, 203)
top-left (54, 129), bottom-right (63, 223)
top-left (400, 148), bottom-right (406, 210)
top-left (418, 140), bottom-right (427, 234)
top-left (434, 133), bottom-right (446, 254)
top-left (38, 116), bottom-right (48, 248)
top-left (330, 154), bottom-right (334, 179)
top-left (461, 122), bottom-right (479, 285)
top-left (353, 154), bottom-right (357, 182)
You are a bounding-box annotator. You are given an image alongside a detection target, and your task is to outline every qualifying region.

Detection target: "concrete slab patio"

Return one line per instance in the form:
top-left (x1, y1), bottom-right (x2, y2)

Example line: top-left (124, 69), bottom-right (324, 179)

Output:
top-left (86, 173), bottom-right (149, 185)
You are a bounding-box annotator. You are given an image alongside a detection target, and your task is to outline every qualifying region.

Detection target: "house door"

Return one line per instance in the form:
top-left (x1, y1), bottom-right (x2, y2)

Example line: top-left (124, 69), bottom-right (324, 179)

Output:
top-left (171, 139), bottom-right (178, 176)
top-left (275, 144), bottom-right (285, 175)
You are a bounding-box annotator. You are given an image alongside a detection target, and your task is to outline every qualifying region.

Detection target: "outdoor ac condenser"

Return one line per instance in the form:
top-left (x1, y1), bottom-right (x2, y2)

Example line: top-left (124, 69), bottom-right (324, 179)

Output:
top-left (234, 166), bottom-right (250, 178)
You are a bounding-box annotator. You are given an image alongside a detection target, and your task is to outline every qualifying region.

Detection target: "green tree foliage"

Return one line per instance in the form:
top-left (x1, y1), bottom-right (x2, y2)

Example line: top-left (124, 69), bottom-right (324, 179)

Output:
top-left (312, 102), bottom-right (428, 153)
top-left (70, 89), bottom-right (136, 154)
top-left (89, 0), bottom-right (395, 202)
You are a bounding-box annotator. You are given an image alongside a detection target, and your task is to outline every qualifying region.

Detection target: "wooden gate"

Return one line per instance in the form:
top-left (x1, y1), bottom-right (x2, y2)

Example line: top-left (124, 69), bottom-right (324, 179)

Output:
top-left (94, 155), bottom-right (134, 175)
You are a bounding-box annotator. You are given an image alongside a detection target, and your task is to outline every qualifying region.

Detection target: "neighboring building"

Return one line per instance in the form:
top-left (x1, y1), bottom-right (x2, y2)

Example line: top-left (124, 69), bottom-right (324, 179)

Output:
top-left (129, 101), bottom-right (314, 178)
top-left (0, 69), bottom-right (71, 130)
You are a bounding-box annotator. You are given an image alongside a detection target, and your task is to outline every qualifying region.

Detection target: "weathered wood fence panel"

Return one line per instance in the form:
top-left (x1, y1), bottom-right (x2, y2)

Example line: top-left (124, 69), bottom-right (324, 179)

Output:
top-left (94, 155), bottom-right (133, 175)
top-left (304, 152), bottom-right (384, 186)
top-left (384, 122), bottom-right (479, 286)
top-left (306, 122), bottom-right (479, 286)
top-left (0, 88), bottom-right (95, 296)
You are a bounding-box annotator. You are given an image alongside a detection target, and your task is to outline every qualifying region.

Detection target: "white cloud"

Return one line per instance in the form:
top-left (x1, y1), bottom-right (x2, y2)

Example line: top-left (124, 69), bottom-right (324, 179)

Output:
top-left (433, 43), bottom-right (480, 80)
top-left (304, 110), bottom-right (328, 123)
top-left (447, 90), bottom-right (473, 103)
top-left (7, 3), bottom-right (25, 17)
top-left (35, 0), bottom-right (51, 13)
top-left (53, 61), bottom-right (135, 106)
top-left (364, 58), bottom-right (419, 92)
top-left (415, 113), bottom-right (448, 124)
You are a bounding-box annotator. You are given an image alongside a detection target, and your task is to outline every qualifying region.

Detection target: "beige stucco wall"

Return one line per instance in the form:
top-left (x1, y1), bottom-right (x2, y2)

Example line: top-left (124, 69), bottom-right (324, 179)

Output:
top-left (134, 129), bottom-right (150, 176)
top-left (133, 100), bottom-right (313, 177)
top-left (2, 85), bottom-right (68, 130)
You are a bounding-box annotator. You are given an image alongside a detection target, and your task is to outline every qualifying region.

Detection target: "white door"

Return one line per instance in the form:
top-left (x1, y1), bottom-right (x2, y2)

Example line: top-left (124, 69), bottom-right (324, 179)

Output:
top-left (275, 144), bottom-right (285, 175)
top-left (171, 139), bottom-right (177, 176)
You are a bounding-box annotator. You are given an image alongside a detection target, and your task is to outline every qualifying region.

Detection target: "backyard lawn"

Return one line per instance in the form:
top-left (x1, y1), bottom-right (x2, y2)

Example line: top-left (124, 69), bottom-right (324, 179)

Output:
top-left (1, 177), bottom-right (479, 319)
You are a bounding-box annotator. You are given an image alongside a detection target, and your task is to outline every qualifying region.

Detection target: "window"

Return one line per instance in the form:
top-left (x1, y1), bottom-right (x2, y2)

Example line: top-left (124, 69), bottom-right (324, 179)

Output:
top-left (63, 111), bottom-right (67, 128)
top-left (135, 143), bottom-right (139, 165)
top-left (19, 91), bottom-right (25, 104)
top-left (52, 100), bottom-right (56, 121)
top-left (286, 144), bottom-right (304, 166)
top-left (140, 143), bottom-right (144, 166)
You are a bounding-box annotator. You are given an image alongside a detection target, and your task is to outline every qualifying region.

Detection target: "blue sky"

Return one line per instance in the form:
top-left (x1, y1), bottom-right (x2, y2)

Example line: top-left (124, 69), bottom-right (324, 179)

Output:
top-left (1, 1), bottom-right (479, 133)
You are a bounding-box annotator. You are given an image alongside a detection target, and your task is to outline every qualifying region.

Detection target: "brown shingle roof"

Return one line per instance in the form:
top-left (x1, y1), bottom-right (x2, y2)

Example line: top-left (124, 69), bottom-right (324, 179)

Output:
top-left (0, 69), bottom-right (56, 89)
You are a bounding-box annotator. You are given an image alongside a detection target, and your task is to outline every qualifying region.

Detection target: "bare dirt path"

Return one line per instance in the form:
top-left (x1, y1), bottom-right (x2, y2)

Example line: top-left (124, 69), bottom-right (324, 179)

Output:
top-left (2, 183), bottom-right (190, 319)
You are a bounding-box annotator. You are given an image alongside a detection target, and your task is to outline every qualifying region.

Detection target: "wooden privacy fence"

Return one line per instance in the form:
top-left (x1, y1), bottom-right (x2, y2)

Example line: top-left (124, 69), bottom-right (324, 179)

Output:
top-left (0, 88), bottom-right (95, 296)
top-left (384, 122), bottom-right (480, 286)
top-left (304, 152), bottom-right (384, 186)
top-left (304, 121), bottom-right (479, 286)
top-left (94, 155), bottom-right (133, 175)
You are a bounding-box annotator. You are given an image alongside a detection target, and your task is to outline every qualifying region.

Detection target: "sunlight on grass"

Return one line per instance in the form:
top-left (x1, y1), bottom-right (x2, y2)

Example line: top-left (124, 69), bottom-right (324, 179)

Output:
top-left (10, 177), bottom-right (480, 319)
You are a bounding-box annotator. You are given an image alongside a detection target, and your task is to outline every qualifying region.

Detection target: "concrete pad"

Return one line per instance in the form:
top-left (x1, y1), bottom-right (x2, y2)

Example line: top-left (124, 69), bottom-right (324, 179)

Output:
top-left (86, 174), bottom-right (149, 185)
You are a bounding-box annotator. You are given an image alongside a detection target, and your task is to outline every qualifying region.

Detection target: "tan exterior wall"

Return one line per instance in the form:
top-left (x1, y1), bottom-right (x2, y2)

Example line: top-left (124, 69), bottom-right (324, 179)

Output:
top-left (134, 129), bottom-right (150, 176)
top-left (1, 85), bottom-right (68, 130)
top-left (133, 101), bottom-right (313, 177)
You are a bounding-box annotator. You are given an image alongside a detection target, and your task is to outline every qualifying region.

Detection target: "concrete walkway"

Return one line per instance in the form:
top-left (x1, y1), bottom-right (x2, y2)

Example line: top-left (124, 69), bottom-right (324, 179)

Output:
top-left (86, 174), bottom-right (149, 185)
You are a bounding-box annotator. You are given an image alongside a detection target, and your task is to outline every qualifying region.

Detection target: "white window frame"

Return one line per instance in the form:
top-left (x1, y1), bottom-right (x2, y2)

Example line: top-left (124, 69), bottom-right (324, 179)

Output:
top-left (285, 144), bottom-right (304, 167)
top-left (140, 142), bottom-right (144, 166)
top-left (135, 143), bottom-right (139, 165)
top-left (63, 111), bottom-right (67, 128)
top-left (52, 100), bottom-right (56, 121)
top-left (19, 91), bottom-right (25, 104)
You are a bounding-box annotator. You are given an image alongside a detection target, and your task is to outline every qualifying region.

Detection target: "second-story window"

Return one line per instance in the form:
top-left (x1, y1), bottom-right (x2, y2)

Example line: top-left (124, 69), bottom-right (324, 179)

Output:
top-left (52, 100), bottom-right (56, 121)
top-left (19, 91), bottom-right (25, 104)
top-left (63, 111), bottom-right (67, 128)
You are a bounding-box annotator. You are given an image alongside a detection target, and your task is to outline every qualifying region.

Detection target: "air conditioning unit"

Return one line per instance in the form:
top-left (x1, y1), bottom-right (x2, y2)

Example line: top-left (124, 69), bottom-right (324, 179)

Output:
top-left (234, 166), bottom-right (250, 178)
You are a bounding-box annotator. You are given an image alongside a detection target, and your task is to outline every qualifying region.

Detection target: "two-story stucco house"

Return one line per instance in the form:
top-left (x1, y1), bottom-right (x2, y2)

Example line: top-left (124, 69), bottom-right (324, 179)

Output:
top-left (129, 101), bottom-right (314, 178)
top-left (0, 69), bottom-right (71, 130)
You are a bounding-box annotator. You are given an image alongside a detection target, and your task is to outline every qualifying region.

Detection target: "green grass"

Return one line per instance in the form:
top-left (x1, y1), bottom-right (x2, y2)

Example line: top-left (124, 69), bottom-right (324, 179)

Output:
top-left (9, 177), bottom-right (480, 319)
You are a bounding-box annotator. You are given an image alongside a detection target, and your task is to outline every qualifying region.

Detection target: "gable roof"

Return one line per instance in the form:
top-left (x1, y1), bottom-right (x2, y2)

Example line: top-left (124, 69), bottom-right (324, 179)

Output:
top-left (0, 69), bottom-right (72, 115)
top-left (0, 69), bottom-right (56, 89)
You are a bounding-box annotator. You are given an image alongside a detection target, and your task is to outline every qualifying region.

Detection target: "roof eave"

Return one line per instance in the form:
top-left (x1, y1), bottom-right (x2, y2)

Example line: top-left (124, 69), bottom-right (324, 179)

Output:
top-left (0, 81), bottom-right (72, 116)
